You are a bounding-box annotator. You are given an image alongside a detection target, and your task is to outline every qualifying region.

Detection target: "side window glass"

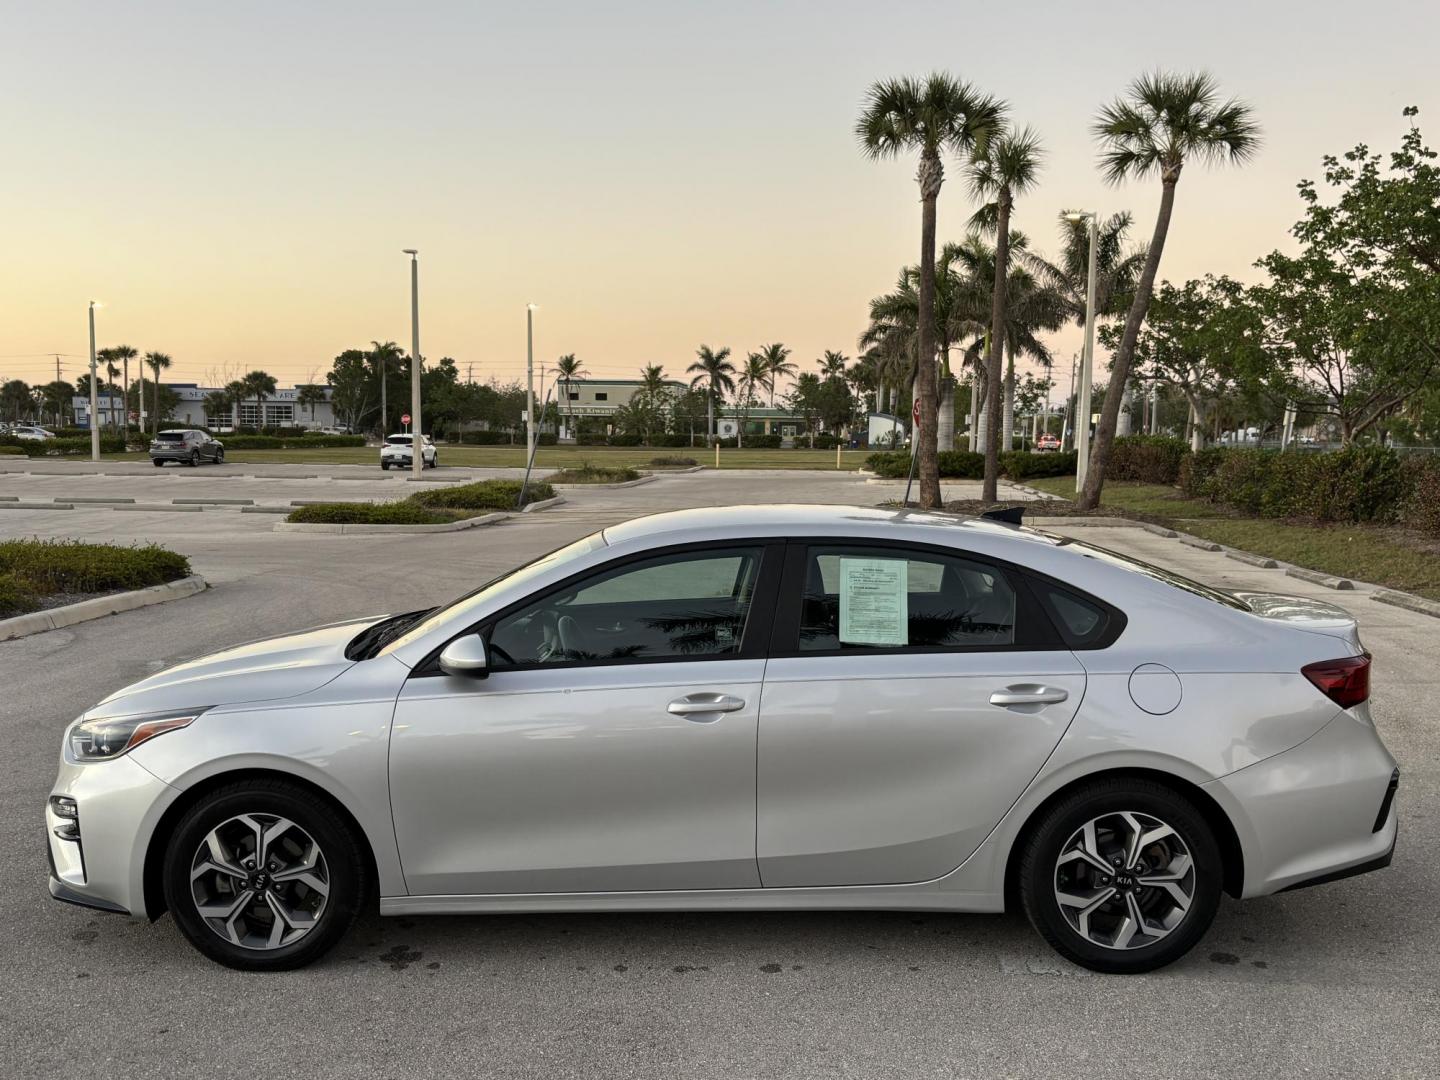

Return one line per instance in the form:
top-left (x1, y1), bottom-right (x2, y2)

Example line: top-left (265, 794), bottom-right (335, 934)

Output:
top-left (1032, 581), bottom-right (1115, 648)
top-left (798, 547), bottom-right (1015, 651)
top-left (488, 549), bottom-right (761, 667)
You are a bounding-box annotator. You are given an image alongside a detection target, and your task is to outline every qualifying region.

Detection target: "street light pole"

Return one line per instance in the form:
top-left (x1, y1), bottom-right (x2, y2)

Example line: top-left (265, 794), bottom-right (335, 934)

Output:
top-left (525, 304), bottom-right (537, 460)
top-left (403, 249), bottom-right (422, 477)
top-left (1068, 212), bottom-right (1100, 493)
top-left (87, 301), bottom-right (100, 461)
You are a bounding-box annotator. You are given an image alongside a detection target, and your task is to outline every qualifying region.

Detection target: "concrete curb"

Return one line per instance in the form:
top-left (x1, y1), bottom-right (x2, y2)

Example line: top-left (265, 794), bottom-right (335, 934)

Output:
top-left (173, 498), bottom-right (255, 506)
top-left (1, 501), bottom-right (74, 510)
top-left (640, 465), bottom-right (705, 475)
top-left (67, 497), bottom-right (136, 504)
top-left (1140, 522), bottom-right (1180, 538)
top-left (0, 575), bottom-right (208, 642)
top-left (1285, 566), bottom-right (1353, 590)
top-left (273, 512), bottom-right (507, 535)
top-left (520, 495), bottom-right (565, 514)
top-left (240, 505), bottom-right (293, 514)
top-left (1225, 549), bottom-right (1279, 569)
top-left (1372, 590), bottom-right (1440, 619)
top-left (1178, 534), bottom-right (1223, 552)
top-left (551, 475), bottom-right (656, 490)
top-left (111, 503), bottom-right (204, 513)
top-left (0, 495), bottom-right (15, 501)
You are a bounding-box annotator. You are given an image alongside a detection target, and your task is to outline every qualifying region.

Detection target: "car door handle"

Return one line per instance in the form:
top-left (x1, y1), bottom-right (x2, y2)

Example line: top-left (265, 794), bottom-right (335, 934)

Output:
top-left (667, 693), bottom-right (746, 719)
top-left (989, 685), bottom-right (1069, 708)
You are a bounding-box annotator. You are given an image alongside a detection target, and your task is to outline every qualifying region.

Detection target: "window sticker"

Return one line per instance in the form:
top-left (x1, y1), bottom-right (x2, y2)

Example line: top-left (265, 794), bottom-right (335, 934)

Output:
top-left (838, 557), bottom-right (908, 646)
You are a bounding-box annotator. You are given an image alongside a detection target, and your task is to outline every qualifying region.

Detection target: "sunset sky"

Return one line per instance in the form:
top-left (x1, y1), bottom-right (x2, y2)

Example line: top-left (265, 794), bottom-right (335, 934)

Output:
top-left (2, 0), bottom-right (1435, 396)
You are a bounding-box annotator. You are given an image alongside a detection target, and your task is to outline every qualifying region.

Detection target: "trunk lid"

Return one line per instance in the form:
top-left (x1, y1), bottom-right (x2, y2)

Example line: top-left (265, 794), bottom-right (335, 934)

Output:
top-left (1231, 591), bottom-right (1363, 653)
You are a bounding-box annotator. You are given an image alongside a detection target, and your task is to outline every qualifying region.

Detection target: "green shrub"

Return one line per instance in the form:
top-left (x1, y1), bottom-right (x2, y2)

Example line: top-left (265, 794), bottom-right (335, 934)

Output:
top-left (217, 434), bottom-right (365, 449)
top-left (0, 445), bottom-right (23, 456)
top-left (1107, 436), bottom-right (1190, 484)
top-left (0, 435), bottom-right (128, 456)
top-left (744, 434), bottom-right (783, 449)
top-left (606, 433), bottom-right (643, 447)
top-left (0, 539), bottom-right (190, 596)
top-left (547, 465), bottom-right (640, 484)
top-left (0, 572), bottom-right (39, 618)
top-left (1402, 457), bottom-right (1440, 534)
top-left (408, 479), bottom-right (555, 510)
top-left (1000, 450), bottom-right (1077, 480)
top-left (459, 430), bottom-right (512, 445)
top-left (1178, 447), bottom-right (1227, 497)
top-left (812, 434), bottom-right (839, 449)
top-left (649, 455), bottom-right (696, 467)
top-left (651, 433), bottom-right (693, 447)
top-left (1180, 445), bottom-right (1412, 525)
top-left (286, 502), bottom-right (453, 525)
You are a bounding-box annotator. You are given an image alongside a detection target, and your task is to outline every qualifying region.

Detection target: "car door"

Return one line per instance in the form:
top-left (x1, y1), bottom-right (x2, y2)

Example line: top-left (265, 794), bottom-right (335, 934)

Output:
top-left (388, 542), bottom-right (782, 896)
top-left (756, 540), bottom-right (1087, 888)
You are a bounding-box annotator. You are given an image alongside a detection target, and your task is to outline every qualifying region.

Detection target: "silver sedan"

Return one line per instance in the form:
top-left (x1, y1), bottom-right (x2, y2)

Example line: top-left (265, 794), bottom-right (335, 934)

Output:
top-left (45, 505), bottom-right (1398, 972)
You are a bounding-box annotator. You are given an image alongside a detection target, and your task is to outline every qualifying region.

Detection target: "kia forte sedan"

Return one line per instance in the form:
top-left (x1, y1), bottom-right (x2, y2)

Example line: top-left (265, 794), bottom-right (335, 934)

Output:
top-left (46, 506), bottom-right (1398, 972)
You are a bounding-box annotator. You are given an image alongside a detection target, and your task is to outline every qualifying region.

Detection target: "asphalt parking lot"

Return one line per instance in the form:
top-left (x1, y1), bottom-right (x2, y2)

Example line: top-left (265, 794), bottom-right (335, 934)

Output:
top-left (2, 464), bottom-right (1436, 1079)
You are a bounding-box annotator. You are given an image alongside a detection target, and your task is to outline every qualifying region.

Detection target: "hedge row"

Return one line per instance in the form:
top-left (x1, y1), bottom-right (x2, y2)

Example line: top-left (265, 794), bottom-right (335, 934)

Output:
top-left (216, 434), bottom-right (365, 449)
top-left (0, 539), bottom-right (191, 618)
top-left (864, 449), bottom-right (1075, 481)
top-left (1104, 436), bottom-right (1190, 484)
top-left (0, 435), bottom-right (129, 456)
top-left (289, 479), bottom-right (558, 525)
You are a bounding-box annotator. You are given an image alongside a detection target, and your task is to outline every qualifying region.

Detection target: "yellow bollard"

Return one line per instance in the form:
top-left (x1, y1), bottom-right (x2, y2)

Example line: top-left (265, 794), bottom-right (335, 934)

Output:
top-left (714, 441), bottom-right (720, 469)
top-left (836, 442), bottom-right (842, 470)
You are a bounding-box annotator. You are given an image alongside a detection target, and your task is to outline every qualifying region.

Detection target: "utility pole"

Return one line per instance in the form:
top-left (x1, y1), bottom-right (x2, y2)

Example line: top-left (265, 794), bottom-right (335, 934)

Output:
top-left (87, 303), bottom-right (100, 460)
top-left (403, 249), bottom-right (423, 477)
top-left (525, 304), bottom-right (537, 459)
top-left (1061, 354), bottom-right (1077, 451)
top-left (1069, 211), bottom-right (1100, 493)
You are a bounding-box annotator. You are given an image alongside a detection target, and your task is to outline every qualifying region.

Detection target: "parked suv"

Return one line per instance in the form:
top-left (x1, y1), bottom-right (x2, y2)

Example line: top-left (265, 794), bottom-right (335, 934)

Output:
top-left (380, 433), bottom-right (437, 470)
top-left (150, 429), bottom-right (225, 467)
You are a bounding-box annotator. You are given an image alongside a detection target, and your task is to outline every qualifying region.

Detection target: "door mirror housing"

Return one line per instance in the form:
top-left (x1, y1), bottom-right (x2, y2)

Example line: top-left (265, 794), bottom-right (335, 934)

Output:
top-left (438, 635), bottom-right (489, 678)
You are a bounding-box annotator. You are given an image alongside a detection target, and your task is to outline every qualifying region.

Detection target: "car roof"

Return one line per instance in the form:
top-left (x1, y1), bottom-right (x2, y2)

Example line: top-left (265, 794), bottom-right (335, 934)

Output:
top-left (601, 504), bottom-right (1062, 550)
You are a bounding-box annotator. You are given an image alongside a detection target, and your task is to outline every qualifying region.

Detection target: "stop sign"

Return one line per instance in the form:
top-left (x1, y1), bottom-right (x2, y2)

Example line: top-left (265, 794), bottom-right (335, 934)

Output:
top-left (401, 413), bottom-right (411, 425)
top-left (911, 399), bottom-right (920, 428)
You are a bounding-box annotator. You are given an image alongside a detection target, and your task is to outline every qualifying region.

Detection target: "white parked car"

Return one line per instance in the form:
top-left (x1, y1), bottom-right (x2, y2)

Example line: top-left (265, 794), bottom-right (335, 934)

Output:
top-left (380, 433), bottom-right (437, 470)
top-left (10, 424), bottom-right (56, 441)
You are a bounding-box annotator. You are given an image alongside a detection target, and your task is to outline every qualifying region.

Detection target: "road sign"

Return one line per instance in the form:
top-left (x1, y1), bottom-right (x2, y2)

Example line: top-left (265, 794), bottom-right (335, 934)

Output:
top-left (401, 413), bottom-right (411, 425)
top-left (911, 398), bottom-right (920, 429)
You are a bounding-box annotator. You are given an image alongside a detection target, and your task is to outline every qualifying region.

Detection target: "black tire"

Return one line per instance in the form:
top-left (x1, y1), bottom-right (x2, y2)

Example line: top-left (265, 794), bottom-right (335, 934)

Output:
top-left (152, 458), bottom-right (164, 467)
top-left (1018, 777), bottom-right (1222, 974)
top-left (162, 779), bottom-right (368, 971)
top-left (380, 461), bottom-right (390, 471)
top-left (189, 450), bottom-right (200, 467)
top-left (214, 448), bottom-right (224, 464)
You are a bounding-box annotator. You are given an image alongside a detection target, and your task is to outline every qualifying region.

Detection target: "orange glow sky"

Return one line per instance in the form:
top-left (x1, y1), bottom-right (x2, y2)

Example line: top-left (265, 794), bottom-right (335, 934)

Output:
top-left (2, 1), bottom-right (1436, 395)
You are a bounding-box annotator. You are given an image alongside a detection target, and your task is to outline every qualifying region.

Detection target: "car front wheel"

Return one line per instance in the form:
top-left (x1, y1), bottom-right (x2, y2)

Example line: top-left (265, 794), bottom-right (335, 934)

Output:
top-left (162, 779), bottom-right (368, 971)
top-left (1019, 778), bottom-right (1222, 974)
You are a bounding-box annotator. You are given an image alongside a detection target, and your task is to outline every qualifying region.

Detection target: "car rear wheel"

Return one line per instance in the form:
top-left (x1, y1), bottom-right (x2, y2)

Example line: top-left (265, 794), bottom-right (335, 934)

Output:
top-left (189, 450), bottom-right (200, 467)
top-left (162, 779), bottom-right (368, 971)
top-left (214, 448), bottom-right (224, 464)
top-left (380, 461), bottom-right (390, 471)
top-left (1019, 778), bottom-right (1222, 974)
top-left (152, 458), bottom-right (164, 467)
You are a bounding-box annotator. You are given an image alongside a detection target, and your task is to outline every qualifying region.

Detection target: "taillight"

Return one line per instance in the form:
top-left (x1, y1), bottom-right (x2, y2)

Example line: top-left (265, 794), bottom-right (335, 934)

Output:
top-left (1302, 654), bottom-right (1370, 709)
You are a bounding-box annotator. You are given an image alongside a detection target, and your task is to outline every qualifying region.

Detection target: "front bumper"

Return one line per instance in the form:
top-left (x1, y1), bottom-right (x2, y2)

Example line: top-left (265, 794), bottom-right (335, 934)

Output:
top-left (46, 751), bottom-right (179, 919)
top-left (1208, 710), bottom-right (1399, 897)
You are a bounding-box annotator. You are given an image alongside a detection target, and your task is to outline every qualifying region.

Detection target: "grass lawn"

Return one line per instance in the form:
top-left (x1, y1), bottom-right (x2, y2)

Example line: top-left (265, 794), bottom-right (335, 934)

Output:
top-left (1027, 477), bottom-right (1440, 601)
top-left (100, 445), bottom-right (867, 471)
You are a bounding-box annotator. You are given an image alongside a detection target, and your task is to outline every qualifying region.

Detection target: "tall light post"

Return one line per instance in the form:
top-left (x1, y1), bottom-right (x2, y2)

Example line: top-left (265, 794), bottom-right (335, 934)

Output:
top-left (87, 301), bottom-right (100, 461)
top-left (1065, 211), bottom-right (1100, 493)
top-left (525, 303), bottom-right (537, 459)
top-left (403, 249), bottom-right (423, 477)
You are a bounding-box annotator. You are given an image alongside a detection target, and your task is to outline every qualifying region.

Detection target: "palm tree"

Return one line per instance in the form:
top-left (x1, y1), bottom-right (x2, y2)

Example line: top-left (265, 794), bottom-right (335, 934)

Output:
top-left (1022, 211), bottom-right (1147, 326)
top-left (202, 389), bottom-right (233, 430)
top-left (111, 345), bottom-right (138, 432)
top-left (143, 352), bottom-right (172, 435)
top-left (553, 354), bottom-right (586, 441)
top-left (969, 123), bottom-right (1044, 500)
top-left (1078, 71), bottom-right (1259, 509)
top-left (96, 349), bottom-right (119, 430)
top-left (242, 370), bottom-right (278, 431)
top-left (857, 74), bottom-right (1005, 508)
top-left (640, 363), bottom-right (667, 395)
top-left (737, 352), bottom-right (770, 446)
top-left (369, 341), bottom-right (404, 435)
top-left (295, 384), bottom-right (328, 424)
top-left (686, 345), bottom-right (735, 444)
top-left (755, 343), bottom-right (795, 407)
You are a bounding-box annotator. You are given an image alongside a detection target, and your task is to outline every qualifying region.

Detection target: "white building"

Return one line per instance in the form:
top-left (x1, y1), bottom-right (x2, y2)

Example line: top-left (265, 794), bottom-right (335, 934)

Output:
top-left (75, 383), bottom-right (338, 430)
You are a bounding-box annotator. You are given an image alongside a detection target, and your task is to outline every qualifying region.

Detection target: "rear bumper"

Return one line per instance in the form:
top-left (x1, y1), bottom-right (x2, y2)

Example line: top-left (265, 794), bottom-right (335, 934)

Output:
top-left (1207, 711), bottom-right (1398, 897)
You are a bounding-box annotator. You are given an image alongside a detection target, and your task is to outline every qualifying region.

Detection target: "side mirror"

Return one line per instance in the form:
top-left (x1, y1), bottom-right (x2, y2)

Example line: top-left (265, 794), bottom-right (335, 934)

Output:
top-left (438, 635), bottom-right (489, 678)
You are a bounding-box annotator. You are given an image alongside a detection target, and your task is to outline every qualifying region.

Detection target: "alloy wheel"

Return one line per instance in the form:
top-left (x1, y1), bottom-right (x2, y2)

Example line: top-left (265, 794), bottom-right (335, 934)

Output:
top-left (189, 813), bottom-right (331, 950)
top-left (1053, 810), bottom-right (1195, 951)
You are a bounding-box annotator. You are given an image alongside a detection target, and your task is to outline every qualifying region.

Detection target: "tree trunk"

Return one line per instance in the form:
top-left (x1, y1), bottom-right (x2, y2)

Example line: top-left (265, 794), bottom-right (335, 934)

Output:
top-left (1001, 350), bottom-right (1015, 452)
top-left (707, 393), bottom-right (714, 445)
top-left (967, 368), bottom-right (981, 451)
top-left (914, 151), bottom-right (943, 508)
top-left (937, 377), bottom-right (955, 452)
top-left (1078, 177), bottom-right (1178, 510)
top-left (982, 192), bottom-right (1012, 502)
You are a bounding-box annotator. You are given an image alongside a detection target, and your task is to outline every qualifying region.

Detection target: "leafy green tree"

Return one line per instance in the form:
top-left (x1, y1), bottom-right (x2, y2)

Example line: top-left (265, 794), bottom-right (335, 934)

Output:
top-left (241, 370), bottom-right (278, 430)
top-left (857, 73), bottom-right (1005, 507)
top-left (736, 351), bottom-right (769, 446)
top-left (295, 384), bottom-right (328, 424)
top-left (368, 341), bottom-right (405, 435)
top-left (1079, 72), bottom-right (1259, 509)
top-left (1250, 107), bottom-right (1439, 443)
top-left (326, 350), bottom-right (374, 432)
top-left (754, 343), bottom-right (795, 407)
top-left (785, 372), bottom-right (824, 446)
top-left (687, 345), bottom-right (735, 444)
top-left (110, 345), bottom-right (138, 429)
top-left (969, 123), bottom-right (1043, 498)
top-left (202, 389), bottom-right (234, 429)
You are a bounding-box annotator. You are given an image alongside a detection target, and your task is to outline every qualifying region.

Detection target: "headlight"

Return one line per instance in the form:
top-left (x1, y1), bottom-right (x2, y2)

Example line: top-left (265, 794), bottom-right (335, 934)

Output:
top-left (68, 710), bottom-right (207, 762)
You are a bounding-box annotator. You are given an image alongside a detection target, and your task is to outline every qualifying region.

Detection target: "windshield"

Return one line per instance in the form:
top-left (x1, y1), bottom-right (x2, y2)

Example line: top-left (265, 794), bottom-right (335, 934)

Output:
top-left (373, 530), bottom-right (609, 658)
top-left (1056, 536), bottom-right (1249, 610)
top-left (156, 432), bottom-right (186, 441)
